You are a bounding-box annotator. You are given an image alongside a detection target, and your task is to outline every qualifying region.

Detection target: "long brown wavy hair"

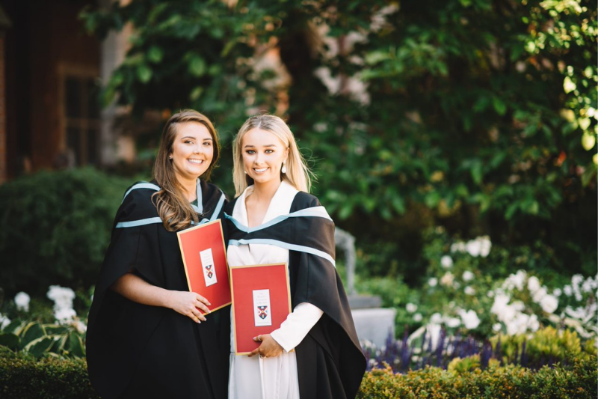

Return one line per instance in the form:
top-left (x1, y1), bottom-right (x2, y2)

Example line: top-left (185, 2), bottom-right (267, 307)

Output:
top-left (152, 110), bottom-right (220, 232)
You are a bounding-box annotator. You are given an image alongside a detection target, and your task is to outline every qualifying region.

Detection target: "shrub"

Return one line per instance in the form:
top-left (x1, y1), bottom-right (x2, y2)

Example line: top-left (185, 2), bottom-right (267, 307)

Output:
top-left (0, 350), bottom-right (99, 399)
top-left (0, 168), bottom-right (132, 297)
top-left (357, 357), bottom-right (597, 399)
top-left (1, 350), bottom-right (594, 399)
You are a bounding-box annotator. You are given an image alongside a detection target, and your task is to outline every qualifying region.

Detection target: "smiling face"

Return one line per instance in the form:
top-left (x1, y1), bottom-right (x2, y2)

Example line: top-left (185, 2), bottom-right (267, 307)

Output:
top-left (169, 121), bottom-right (214, 184)
top-left (241, 128), bottom-right (289, 186)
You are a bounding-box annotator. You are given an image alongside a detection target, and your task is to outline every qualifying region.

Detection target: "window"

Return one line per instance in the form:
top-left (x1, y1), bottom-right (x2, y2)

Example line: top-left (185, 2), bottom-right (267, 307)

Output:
top-left (63, 74), bottom-right (100, 166)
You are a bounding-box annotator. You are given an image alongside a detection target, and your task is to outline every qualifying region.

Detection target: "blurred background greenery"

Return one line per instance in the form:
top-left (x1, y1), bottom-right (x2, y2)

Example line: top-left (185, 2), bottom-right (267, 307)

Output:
top-left (0, 0), bottom-right (596, 337)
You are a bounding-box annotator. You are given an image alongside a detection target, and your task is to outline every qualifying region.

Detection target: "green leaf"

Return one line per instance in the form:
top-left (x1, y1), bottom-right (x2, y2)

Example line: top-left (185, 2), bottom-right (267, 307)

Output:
top-left (471, 161), bottom-right (483, 185)
top-left (27, 337), bottom-right (56, 358)
top-left (19, 322), bottom-right (45, 350)
top-left (189, 56), bottom-right (206, 77)
top-left (136, 64), bottom-right (152, 83)
top-left (147, 46), bottom-right (163, 63)
top-left (563, 76), bottom-right (576, 93)
top-left (0, 333), bottom-right (19, 350)
top-left (492, 97), bottom-right (507, 116)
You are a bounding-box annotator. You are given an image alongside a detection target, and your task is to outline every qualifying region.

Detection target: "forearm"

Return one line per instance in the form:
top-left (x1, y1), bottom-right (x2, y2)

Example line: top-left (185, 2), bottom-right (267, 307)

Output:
top-left (110, 273), bottom-right (173, 309)
top-left (270, 302), bottom-right (323, 352)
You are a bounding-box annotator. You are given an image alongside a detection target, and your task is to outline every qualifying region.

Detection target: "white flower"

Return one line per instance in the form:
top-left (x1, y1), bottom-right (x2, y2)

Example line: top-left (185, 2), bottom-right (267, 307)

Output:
top-left (451, 242), bottom-right (466, 253)
top-left (506, 313), bottom-right (529, 336)
top-left (406, 303), bottom-right (417, 313)
top-left (453, 281), bottom-right (461, 289)
top-left (487, 290), bottom-right (495, 298)
top-left (464, 286), bottom-right (476, 296)
top-left (0, 313), bottom-right (10, 330)
top-left (14, 292), bottom-right (30, 312)
top-left (479, 236), bottom-right (492, 257)
top-left (462, 271), bottom-right (474, 282)
top-left (440, 272), bottom-right (454, 287)
top-left (47, 285), bottom-right (75, 311)
top-left (572, 274), bottom-right (583, 287)
top-left (528, 314), bottom-right (540, 332)
top-left (539, 295), bottom-right (558, 314)
top-left (459, 309), bottom-right (480, 329)
top-left (466, 240), bottom-right (481, 257)
top-left (565, 306), bottom-right (586, 319)
top-left (430, 313), bottom-right (443, 324)
top-left (553, 288), bottom-right (562, 297)
top-left (446, 317), bottom-right (461, 328)
top-left (54, 308), bottom-right (76, 324)
top-left (413, 313), bottom-right (423, 322)
top-left (532, 287), bottom-right (547, 303)
top-left (428, 278), bottom-right (438, 287)
top-left (492, 323), bottom-right (502, 332)
top-left (527, 276), bottom-right (541, 293)
top-left (582, 278), bottom-right (594, 293)
top-left (564, 285), bottom-right (573, 296)
top-left (441, 255), bottom-right (453, 268)
top-left (73, 320), bottom-right (87, 333)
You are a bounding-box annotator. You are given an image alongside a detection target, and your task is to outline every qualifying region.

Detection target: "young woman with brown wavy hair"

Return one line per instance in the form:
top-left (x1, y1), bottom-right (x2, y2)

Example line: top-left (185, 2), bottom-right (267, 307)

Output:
top-left (87, 110), bottom-right (230, 399)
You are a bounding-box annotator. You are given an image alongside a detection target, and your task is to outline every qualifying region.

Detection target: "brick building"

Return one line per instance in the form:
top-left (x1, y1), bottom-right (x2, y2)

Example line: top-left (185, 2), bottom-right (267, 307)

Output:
top-left (0, 0), bottom-right (131, 183)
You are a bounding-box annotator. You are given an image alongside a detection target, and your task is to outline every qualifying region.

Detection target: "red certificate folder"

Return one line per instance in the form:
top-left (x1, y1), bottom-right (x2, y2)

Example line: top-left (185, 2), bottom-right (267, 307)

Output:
top-left (229, 263), bottom-right (292, 355)
top-left (177, 219), bottom-right (231, 313)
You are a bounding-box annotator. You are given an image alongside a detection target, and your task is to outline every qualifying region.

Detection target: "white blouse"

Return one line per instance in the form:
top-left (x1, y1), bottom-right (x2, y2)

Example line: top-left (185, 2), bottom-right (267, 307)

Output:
top-left (228, 181), bottom-right (323, 399)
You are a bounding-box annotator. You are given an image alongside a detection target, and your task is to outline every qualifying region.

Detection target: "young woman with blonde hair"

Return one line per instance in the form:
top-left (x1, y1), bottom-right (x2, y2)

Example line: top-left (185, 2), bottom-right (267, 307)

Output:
top-left (87, 110), bottom-right (230, 399)
top-left (225, 114), bottom-right (365, 399)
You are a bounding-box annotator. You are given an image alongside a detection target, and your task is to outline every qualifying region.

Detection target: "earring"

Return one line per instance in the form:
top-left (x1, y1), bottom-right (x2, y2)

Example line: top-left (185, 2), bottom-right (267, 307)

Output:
top-left (169, 156), bottom-right (173, 160)
top-left (244, 170), bottom-right (247, 174)
top-left (281, 162), bottom-right (287, 174)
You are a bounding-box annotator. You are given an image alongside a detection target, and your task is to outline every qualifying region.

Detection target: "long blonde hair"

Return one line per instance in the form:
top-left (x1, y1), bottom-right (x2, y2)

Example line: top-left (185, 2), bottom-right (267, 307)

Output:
top-left (152, 109), bottom-right (220, 231)
top-left (232, 114), bottom-right (311, 197)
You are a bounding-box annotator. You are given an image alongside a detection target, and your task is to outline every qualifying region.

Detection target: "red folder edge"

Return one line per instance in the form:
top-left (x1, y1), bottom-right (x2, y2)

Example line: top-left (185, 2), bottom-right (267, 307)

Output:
top-left (177, 219), bottom-right (231, 314)
top-left (230, 263), bottom-right (292, 355)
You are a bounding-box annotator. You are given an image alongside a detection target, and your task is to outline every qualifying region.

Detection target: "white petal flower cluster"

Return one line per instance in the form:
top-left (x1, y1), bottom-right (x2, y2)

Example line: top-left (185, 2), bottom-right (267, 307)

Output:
top-left (428, 278), bottom-right (438, 287)
top-left (490, 291), bottom-right (540, 336)
top-left (14, 292), bottom-right (31, 312)
top-left (458, 309), bottom-right (481, 330)
top-left (406, 303), bottom-right (418, 313)
top-left (47, 285), bottom-right (77, 325)
top-left (462, 271), bottom-right (475, 282)
top-left (451, 236), bottom-right (492, 257)
top-left (440, 255), bottom-right (453, 268)
top-left (440, 272), bottom-right (454, 287)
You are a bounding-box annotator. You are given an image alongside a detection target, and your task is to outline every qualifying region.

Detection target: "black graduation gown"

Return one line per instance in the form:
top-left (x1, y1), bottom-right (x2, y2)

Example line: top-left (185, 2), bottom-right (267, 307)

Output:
top-left (86, 180), bottom-right (230, 399)
top-left (225, 191), bottom-right (366, 399)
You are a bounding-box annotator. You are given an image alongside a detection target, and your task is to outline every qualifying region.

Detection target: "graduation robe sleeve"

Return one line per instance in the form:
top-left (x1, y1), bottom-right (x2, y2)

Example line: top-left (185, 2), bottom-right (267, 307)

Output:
top-left (86, 181), bottom-right (230, 399)
top-left (288, 193), bottom-right (366, 399)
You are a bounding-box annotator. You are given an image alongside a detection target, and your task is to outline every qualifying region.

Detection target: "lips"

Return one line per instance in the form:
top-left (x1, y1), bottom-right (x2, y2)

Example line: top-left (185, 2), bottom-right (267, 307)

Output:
top-left (188, 159), bottom-right (204, 165)
top-left (253, 167), bottom-right (268, 173)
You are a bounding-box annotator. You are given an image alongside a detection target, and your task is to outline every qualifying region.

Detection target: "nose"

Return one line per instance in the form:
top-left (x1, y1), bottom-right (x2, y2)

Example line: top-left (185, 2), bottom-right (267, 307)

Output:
top-left (254, 151), bottom-right (264, 164)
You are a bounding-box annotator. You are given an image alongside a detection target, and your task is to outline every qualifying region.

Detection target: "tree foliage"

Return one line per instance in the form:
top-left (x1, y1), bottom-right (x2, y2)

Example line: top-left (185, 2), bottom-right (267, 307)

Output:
top-left (81, 0), bottom-right (597, 277)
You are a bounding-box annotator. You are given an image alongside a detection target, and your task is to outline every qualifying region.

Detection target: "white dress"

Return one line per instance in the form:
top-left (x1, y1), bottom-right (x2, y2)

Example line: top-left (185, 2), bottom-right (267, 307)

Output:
top-left (228, 181), bottom-right (324, 399)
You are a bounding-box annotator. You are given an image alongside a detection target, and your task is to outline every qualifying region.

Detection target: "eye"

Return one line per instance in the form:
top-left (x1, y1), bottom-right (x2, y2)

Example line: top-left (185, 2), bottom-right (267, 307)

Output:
top-left (184, 140), bottom-right (194, 144)
top-left (246, 150), bottom-right (256, 155)
top-left (203, 141), bottom-right (212, 146)
top-left (265, 149), bottom-right (274, 154)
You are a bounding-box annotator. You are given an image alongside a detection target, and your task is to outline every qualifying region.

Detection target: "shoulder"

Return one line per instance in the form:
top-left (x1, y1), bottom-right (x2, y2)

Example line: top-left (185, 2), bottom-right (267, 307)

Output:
top-left (290, 191), bottom-right (321, 211)
top-left (118, 181), bottom-right (160, 220)
top-left (225, 196), bottom-right (239, 214)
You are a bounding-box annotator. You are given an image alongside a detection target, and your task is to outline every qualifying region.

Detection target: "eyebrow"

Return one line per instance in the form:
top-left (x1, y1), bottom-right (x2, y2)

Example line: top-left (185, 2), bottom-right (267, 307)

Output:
top-left (181, 136), bottom-right (212, 140)
top-left (244, 144), bottom-right (276, 148)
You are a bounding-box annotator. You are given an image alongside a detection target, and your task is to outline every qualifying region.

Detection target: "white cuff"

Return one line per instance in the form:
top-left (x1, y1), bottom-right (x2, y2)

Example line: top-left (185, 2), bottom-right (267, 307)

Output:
top-left (270, 302), bottom-right (323, 353)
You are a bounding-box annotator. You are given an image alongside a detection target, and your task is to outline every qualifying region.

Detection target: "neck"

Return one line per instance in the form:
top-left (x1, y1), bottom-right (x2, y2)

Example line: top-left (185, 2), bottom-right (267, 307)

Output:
top-left (177, 176), bottom-right (198, 201)
top-left (251, 178), bottom-right (282, 203)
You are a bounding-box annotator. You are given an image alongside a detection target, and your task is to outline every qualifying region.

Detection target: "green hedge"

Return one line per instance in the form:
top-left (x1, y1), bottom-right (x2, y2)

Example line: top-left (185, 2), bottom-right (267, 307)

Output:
top-left (0, 353), bottom-right (99, 399)
top-left (0, 168), bottom-right (132, 297)
top-left (358, 358), bottom-right (598, 399)
top-left (1, 352), bottom-right (596, 399)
